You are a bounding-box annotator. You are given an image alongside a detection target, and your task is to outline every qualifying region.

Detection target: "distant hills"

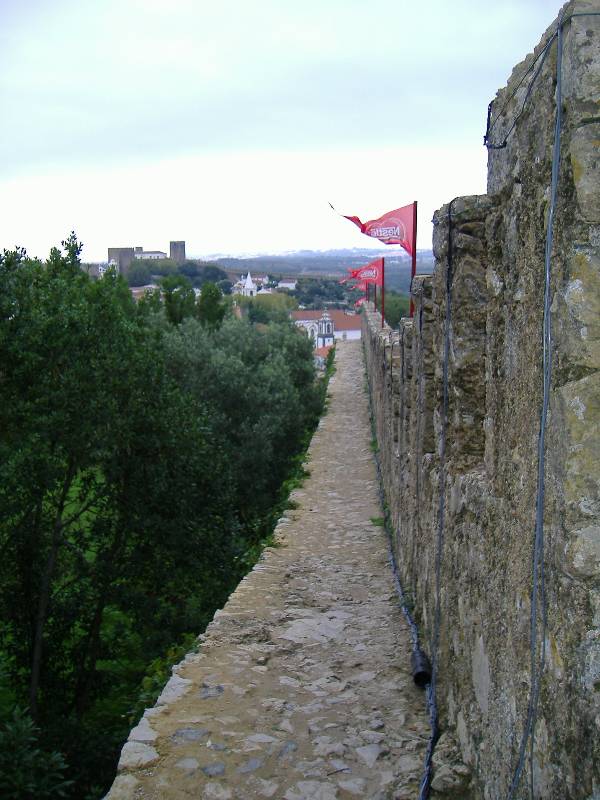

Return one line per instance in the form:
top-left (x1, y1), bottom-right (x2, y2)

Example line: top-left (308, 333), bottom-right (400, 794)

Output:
top-left (206, 248), bottom-right (435, 294)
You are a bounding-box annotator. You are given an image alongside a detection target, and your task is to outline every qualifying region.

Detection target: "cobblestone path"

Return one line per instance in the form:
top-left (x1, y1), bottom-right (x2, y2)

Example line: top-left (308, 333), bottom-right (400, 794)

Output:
top-left (107, 341), bottom-right (429, 800)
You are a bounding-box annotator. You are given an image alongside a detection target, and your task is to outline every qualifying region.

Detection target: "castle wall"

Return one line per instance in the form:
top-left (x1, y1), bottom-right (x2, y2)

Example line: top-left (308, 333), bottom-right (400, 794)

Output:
top-left (363, 3), bottom-right (600, 797)
top-left (107, 247), bottom-right (135, 272)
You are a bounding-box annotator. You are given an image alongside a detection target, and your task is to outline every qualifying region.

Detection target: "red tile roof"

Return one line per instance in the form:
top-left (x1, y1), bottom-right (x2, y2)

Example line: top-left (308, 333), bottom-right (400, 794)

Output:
top-left (291, 309), bottom-right (362, 331)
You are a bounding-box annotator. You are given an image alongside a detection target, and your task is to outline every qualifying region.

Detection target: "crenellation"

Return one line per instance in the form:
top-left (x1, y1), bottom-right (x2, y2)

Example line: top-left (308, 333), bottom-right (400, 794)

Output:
top-left (363, 1), bottom-right (600, 796)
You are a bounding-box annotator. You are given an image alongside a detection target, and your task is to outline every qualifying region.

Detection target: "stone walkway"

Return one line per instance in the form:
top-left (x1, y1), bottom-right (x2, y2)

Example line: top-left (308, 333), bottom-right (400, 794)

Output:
top-left (107, 341), bottom-right (429, 800)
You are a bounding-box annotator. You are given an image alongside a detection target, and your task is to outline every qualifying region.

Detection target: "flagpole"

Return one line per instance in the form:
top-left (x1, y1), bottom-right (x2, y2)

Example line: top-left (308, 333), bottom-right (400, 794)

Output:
top-left (410, 200), bottom-right (418, 318)
top-left (381, 257), bottom-right (385, 328)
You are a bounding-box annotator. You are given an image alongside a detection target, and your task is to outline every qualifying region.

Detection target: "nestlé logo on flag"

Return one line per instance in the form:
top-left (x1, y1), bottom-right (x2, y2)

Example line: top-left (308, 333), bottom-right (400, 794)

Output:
top-left (343, 202), bottom-right (415, 256)
top-left (354, 258), bottom-right (383, 286)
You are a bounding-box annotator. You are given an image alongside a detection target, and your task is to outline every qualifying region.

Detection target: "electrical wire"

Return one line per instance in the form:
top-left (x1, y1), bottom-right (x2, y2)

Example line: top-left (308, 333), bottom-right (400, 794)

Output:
top-left (363, 326), bottom-right (437, 800)
top-left (484, 32), bottom-right (556, 149)
top-left (485, 12), bottom-right (600, 151)
top-left (364, 13), bottom-right (599, 796)
top-left (507, 10), bottom-right (565, 799)
top-left (506, 9), bottom-right (600, 797)
top-left (479, 9), bottom-right (600, 795)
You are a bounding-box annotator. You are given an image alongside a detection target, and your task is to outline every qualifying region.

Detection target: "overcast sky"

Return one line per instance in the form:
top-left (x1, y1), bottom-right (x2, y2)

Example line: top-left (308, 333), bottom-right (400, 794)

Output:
top-left (1, 0), bottom-right (562, 261)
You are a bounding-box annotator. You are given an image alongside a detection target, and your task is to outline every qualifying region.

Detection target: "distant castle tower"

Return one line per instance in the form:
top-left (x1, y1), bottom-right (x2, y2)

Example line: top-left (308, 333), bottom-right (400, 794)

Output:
top-left (107, 247), bottom-right (135, 272)
top-left (170, 241), bottom-right (186, 265)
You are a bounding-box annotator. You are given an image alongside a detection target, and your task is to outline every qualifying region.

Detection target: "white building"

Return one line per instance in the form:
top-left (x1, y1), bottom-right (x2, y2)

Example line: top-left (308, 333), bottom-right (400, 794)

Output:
top-left (134, 250), bottom-right (167, 260)
top-left (291, 309), bottom-right (362, 345)
top-left (231, 271), bottom-right (258, 297)
top-left (232, 272), bottom-right (278, 297)
top-left (277, 279), bottom-right (297, 291)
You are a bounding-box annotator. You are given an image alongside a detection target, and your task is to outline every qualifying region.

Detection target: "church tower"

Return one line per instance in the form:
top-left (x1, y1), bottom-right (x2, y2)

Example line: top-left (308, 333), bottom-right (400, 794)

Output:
top-left (317, 311), bottom-right (334, 348)
top-left (241, 272), bottom-right (257, 297)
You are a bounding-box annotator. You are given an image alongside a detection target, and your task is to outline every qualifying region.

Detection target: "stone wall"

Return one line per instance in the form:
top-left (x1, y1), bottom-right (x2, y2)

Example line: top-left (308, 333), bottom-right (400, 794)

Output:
top-left (107, 247), bottom-right (135, 272)
top-left (169, 240), bottom-right (186, 265)
top-left (363, 2), bottom-right (600, 797)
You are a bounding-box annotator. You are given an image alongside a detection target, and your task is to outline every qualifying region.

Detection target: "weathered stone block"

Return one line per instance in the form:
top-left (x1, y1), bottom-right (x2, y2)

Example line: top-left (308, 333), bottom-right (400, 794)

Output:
top-left (570, 124), bottom-right (600, 223)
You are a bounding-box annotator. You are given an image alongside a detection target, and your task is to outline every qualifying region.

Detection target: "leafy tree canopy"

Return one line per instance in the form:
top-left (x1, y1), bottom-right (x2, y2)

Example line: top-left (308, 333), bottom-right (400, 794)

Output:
top-left (125, 262), bottom-right (153, 287)
top-left (0, 233), bottom-right (326, 799)
top-left (236, 292), bottom-right (298, 324)
top-left (160, 274), bottom-right (196, 325)
top-left (196, 282), bottom-right (226, 331)
top-left (383, 291), bottom-right (410, 328)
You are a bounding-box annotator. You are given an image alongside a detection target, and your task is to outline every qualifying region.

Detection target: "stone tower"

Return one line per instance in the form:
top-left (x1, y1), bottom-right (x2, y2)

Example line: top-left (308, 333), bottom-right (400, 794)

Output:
top-left (170, 241), bottom-right (186, 265)
top-left (107, 247), bottom-right (135, 273)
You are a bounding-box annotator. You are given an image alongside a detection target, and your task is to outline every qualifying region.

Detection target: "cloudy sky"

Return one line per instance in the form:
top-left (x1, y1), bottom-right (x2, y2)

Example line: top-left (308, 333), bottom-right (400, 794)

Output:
top-left (1, 0), bottom-right (562, 261)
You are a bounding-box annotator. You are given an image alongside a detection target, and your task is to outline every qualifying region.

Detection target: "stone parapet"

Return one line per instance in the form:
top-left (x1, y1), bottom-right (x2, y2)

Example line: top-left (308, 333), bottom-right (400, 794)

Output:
top-left (363, 2), bottom-right (600, 797)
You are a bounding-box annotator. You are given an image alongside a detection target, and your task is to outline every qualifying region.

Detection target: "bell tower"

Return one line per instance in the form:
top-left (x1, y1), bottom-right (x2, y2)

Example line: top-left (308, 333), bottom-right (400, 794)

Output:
top-left (317, 311), bottom-right (334, 348)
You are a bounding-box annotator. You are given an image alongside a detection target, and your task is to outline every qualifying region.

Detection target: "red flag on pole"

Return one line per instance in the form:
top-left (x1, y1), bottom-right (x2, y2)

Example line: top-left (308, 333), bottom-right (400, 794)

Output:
top-left (352, 257), bottom-right (384, 286)
top-left (331, 201), bottom-right (417, 320)
top-left (331, 201), bottom-right (417, 323)
top-left (341, 203), bottom-right (416, 257)
top-left (344, 257), bottom-right (384, 287)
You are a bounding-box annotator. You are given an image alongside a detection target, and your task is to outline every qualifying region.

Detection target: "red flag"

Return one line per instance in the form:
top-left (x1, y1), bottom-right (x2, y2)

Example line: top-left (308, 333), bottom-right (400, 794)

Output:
top-left (339, 266), bottom-right (362, 284)
top-left (343, 203), bottom-right (415, 256)
top-left (340, 258), bottom-right (383, 286)
top-left (352, 257), bottom-right (383, 286)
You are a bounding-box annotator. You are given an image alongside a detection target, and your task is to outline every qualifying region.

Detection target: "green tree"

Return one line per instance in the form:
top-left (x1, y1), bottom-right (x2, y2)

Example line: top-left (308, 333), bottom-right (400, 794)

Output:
top-left (164, 317), bottom-right (320, 531)
top-left (217, 279), bottom-right (233, 295)
top-left (0, 708), bottom-right (71, 799)
top-left (383, 291), bottom-right (410, 327)
top-left (143, 258), bottom-right (177, 276)
top-left (196, 264), bottom-right (228, 285)
top-left (160, 274), bottom-right (196, 325)
top-left (136, 286), bottom-right (162, 315)
top-left (196, 282), bottom-right (226, 330)
top-left (0, 237), bottom-right (239, 796)
top-left (0, 234), bottom-right (139, 719)
top-left (125, 262), bottom-right (153, 287)
top-left (238, 292), bottom-right (298, 324)
top-left (0, 234), bottom-right (326, 798)
top-left (178, 260), bottom-right (200, 279)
